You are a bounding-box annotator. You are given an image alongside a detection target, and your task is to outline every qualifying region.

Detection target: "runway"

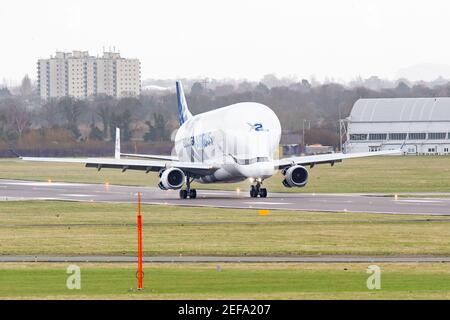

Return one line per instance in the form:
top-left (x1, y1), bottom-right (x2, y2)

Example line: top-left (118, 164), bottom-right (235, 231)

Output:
top-left (1, 179), bottom-right (450, 215)
top-left (2, 255), bottom-right (450, 263)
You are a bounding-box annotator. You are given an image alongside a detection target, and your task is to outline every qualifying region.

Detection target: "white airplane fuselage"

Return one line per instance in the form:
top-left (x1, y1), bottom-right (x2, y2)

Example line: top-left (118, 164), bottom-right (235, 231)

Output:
top-left (174, 102), bottom-right (282, 183)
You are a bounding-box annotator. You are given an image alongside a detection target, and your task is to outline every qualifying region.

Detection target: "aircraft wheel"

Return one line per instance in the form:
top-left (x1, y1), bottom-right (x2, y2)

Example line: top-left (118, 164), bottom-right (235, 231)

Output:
top-left (259, 188), bottom-right (267, 198)
top-left (189, 189), bottom-right (197, 199)
top-left (179, 189), bottom-right (188, 199)
top-left (250, 188), bottom-right (258, 198)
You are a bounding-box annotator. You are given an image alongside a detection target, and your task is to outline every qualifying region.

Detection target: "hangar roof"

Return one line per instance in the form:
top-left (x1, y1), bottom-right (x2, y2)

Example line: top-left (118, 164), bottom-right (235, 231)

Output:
top-left (350, 98), bottom-right (450, 122)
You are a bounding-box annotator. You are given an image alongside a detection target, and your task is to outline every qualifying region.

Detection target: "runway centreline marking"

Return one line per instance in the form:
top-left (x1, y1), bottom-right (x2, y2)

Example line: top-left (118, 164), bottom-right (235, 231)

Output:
top-left (244, 201), bottom-right (292, 205)
top-left (60, 194), bottom-right (96, 197)
top-left (199, 192), bottom-right (237, 195)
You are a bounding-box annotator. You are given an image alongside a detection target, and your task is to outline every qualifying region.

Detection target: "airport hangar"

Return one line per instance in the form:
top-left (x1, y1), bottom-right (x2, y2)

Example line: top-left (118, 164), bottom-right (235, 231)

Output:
top-left (344, 97), bottom-right (450, 155)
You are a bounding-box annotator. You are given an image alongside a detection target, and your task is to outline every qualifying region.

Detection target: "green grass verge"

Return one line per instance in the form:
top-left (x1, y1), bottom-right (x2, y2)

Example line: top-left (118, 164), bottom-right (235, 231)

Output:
top-left (1, 263), bottom-right (450, 299)
top-left (2, 156), bottom-right (450, 193)
top-left (1, 201), bottom-right (450, 256)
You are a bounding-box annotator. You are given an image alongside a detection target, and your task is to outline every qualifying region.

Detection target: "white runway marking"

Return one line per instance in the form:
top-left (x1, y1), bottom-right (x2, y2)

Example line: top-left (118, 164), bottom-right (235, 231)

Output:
top-left (244, 201), bottom-right (292, 205)
top-left (2, 182), bottom-right (86, 187)
top-left (60, 194), bottom-right (96, 197)
top-left (397, 199), bottom-right (443, 204)
top-left (197, 192), bottom-right (228, 195)
top-left (0, 197), bottom-right (57, 201)
top-left (309, 199), bottom-right (354, 203)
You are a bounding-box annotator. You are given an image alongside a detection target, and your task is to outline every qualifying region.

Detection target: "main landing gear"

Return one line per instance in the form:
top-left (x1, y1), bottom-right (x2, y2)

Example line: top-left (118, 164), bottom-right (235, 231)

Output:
top-left (250, 181), bottom-right (267, 198)
top-left (179, 174), bottom-right (197, 199)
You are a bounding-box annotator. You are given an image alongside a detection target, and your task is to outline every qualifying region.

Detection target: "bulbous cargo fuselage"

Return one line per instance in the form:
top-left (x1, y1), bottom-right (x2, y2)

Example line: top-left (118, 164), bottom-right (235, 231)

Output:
top-left (174, 102), bottom-right (281, 183)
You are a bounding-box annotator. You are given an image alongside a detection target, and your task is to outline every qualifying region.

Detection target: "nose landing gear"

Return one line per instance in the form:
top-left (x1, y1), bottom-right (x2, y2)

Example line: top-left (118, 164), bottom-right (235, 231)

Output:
top-left (250, 182), bottom-right (267, 198)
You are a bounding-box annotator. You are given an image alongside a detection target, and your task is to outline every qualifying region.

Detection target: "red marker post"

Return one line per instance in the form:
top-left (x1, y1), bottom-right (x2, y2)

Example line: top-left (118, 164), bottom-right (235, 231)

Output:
top-left (137, 192), bottom-right (143, 290)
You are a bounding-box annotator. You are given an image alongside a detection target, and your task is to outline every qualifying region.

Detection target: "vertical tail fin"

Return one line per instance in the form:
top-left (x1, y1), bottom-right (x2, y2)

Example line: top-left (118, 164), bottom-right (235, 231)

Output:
top-left (115, 128), bottom-right (121, 159)
top-left (176, 81), bottom-right (192, 126)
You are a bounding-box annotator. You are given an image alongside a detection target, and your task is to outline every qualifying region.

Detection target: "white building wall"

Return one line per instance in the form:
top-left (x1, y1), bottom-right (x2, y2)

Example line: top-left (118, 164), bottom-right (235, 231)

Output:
top-left (38, 51), bottom-right (140, 100)
top-left (116, 59), bottom-right (140, 98)
top-left (48, 59), bottom-right (63, 99)
top-left (37, 60), bottom-right (49, 99)
top-left (86, 59), bottom-right (97, 97)
top-left (96, 58), bottom-right (116, 97)
top-left (67, 58), bottom-right (86, 99)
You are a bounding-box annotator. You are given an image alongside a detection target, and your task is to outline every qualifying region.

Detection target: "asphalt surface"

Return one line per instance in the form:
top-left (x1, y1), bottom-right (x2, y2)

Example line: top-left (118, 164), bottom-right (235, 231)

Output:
top-left (1, 179), bottom-right (450, 215)
top-left (2, 255), bottom-right (450, 263)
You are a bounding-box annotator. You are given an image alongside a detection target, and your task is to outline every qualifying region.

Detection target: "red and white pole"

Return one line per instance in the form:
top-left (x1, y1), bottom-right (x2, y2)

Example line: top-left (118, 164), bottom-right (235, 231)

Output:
top-left (137, 192), bottom-right (143, 290)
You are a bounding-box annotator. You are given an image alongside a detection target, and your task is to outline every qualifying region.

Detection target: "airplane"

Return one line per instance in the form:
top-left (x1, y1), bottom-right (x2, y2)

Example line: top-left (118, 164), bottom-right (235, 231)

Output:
top-left (22, 81), bottom-right (401, 199)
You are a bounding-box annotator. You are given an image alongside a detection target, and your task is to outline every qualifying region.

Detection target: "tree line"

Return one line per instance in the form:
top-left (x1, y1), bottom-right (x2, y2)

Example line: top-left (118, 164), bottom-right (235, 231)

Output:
top-left (2, 75), bottom-right (450, 156)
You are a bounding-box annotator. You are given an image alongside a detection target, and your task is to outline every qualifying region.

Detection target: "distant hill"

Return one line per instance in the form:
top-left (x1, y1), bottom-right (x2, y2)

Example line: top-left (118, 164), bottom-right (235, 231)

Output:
top-left (396, 63), bottom-right (450, 82)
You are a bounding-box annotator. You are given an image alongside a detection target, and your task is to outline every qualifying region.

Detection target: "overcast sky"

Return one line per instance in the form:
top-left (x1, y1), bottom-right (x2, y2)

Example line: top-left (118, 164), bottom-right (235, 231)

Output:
top-left (2, 0), bottom-right (450, 85)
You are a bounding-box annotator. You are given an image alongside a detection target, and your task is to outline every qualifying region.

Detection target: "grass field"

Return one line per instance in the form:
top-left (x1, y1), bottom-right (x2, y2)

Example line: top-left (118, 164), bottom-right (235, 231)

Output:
top-left (1, 200), bottom-right (450, 299)
top-left (2, 156), bottom-right (450, 299)
top-left (2, 156), bottom-right (450, 193)
top-left (1, 263), bottom-right (450, 299)
top-left (1, 201), bottom-right (450, 256)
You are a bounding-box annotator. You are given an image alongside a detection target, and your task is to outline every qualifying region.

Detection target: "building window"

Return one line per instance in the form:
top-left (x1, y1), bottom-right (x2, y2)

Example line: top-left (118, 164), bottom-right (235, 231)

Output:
top-left (445, 148), bottom-right (449, 153)
top-left (349, 134), bottom-right (368, 141)
top-left (369, 133), bottom-right (387, 141)
top-left (388, 133), bottom-right (407, 140)
top-left (428, 148), bottom-right (436, 153)
top-left (408, 133), bottom-right (426, 140)
top-left (428, 132), bottom-right (446, 140)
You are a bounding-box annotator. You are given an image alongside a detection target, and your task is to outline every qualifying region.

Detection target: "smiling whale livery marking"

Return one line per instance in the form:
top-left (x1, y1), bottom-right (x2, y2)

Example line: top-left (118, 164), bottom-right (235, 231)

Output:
top-left (22, 81), bottom-right (401, 199)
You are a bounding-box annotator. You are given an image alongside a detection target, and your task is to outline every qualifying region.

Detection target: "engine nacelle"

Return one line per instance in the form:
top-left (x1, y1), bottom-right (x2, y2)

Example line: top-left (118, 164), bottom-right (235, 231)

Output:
top-left (158, 168), bottom-right (185, 190)
top-left (282, 165), bottom-right (308, 188)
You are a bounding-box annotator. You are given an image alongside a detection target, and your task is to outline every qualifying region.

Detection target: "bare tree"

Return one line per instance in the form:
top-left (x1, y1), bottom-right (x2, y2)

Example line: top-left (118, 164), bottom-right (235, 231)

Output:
top-left (41, 100), bottom-right (61, 128)
top-left (5, 99), bottom-right (31, 139)
top-left (97, 103), bottom-right (111, 140)
top-left (20, 74), bottom-right (33, 97)
top-left (58, 97), bottom-right (86, 139)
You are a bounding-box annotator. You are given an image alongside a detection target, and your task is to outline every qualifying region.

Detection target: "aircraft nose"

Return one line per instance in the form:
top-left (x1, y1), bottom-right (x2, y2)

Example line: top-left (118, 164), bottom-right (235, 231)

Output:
top-left (239, 162), bottom-right (274, 179)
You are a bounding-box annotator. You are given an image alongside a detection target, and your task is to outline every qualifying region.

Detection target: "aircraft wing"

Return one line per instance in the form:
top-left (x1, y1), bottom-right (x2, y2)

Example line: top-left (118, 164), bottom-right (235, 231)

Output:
top-left (120, 153), bottom-right (179, 161)
top-left (21, 157), bottom-right (216, 177)
top-left (274, 149), bottom-right (402, 170)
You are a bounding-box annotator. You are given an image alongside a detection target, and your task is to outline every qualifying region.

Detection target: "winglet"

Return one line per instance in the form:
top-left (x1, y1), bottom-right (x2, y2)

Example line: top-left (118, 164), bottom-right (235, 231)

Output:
top-left (176, 81), bottom-right (192, 126)
top-left (115, 128), bottom-right (120, 159)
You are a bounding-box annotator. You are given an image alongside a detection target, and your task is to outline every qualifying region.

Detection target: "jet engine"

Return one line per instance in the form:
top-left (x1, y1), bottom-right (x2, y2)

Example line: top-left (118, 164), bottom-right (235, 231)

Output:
top-left (158, 168), bottom-right (186, 190)
top-left (282, 165), bottom-right (308, 188)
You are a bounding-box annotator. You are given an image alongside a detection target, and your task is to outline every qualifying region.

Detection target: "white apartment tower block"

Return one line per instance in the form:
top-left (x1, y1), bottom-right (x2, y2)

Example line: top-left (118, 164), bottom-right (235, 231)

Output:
top-left (38, 51), bottom-right (141, 100)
